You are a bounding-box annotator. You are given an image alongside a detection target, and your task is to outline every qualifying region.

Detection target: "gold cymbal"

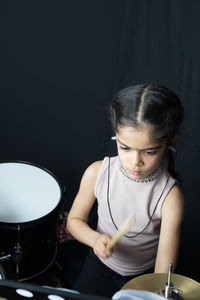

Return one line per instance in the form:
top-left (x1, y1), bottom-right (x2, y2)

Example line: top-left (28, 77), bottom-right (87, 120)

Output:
top-left (121, 273), bottom-right (200, 300)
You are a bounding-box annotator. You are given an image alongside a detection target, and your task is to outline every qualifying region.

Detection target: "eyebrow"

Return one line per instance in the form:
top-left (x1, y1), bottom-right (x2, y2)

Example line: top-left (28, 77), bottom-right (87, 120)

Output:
top-left (117, 139), bottom-right (162, 151)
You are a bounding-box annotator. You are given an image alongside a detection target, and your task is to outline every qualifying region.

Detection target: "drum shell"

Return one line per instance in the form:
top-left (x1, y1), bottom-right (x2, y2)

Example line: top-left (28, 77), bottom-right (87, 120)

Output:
top-left (0, 211), bottom-right (61, 280)
top-left (0, 161), bottom-right (64, 281)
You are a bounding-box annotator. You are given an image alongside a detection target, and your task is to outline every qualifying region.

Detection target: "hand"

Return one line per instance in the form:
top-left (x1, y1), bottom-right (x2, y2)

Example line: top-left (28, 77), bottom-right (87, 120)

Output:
top-left (93, 234), bottom-right (114, 258)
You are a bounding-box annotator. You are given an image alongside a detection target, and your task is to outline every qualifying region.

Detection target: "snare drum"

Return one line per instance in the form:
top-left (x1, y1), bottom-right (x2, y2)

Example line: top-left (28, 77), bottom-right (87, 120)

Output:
top-left (0, 161), bottom-right (64, 281)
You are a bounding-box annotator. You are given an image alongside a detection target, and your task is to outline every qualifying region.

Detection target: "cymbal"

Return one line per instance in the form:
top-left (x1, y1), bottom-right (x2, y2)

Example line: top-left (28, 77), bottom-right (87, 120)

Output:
top-left (121, 273), bottom-right (200, 300)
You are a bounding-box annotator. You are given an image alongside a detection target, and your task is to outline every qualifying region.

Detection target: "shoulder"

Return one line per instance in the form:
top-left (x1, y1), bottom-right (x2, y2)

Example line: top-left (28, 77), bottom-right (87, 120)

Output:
top-left (83, 156), bottom-right (115, 180)
top-left (81, 160), bottom-right (103, 186)
top-left (164, 183), bottom-right (184, 205)
top-left (81, 156), bottom-right (117, 187)
top-left (161, 183), bottom-right (184, 220)
top-left (84, 160), bottom-right (103, 176)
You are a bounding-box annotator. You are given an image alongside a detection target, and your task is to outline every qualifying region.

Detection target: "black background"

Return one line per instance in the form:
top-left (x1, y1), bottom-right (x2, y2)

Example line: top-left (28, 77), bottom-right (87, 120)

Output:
top-left (0, 0), bottom-right (199, 282)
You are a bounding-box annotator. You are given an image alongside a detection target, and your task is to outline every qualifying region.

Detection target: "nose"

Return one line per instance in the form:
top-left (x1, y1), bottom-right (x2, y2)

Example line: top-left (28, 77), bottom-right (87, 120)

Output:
top-left (131, 151), bottom-right (143, 168)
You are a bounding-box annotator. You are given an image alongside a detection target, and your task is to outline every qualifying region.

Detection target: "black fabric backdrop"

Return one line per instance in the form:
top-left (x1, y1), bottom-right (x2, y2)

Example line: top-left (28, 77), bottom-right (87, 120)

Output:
top-left (0, 0), bottom-right (199, 281)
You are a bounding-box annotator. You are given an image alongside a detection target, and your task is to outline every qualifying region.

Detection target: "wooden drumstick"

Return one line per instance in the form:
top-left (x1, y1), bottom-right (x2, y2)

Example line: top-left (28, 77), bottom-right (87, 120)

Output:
top-left (106, 214), bottom-right (134, 251)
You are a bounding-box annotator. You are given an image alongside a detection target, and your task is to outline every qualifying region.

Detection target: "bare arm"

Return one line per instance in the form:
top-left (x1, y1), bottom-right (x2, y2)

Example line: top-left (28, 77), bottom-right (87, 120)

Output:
top-left (67, 161), bottom-right (112, 258)
top-left (154, 184), bottom-right (184, 273)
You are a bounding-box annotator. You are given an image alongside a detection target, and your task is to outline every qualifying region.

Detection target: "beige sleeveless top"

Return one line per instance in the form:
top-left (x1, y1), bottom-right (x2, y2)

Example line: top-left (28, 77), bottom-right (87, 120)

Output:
top-left (94, 156), bottom-right (176, 276)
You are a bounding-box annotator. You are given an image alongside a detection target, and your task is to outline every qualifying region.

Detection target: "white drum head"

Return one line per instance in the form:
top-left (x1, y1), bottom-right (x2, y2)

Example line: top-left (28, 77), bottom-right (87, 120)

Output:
top-left (0, 162), bottom-right (62, 223)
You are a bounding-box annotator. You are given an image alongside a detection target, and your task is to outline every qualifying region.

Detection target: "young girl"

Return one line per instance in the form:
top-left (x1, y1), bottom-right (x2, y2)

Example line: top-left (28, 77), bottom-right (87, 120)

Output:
top-left (67, 84), bottom-right (184, 297)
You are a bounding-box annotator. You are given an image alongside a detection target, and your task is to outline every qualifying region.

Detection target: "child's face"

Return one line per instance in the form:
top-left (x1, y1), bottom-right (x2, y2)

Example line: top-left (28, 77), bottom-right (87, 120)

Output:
top-left (116, 124), bottom-right (167, 180)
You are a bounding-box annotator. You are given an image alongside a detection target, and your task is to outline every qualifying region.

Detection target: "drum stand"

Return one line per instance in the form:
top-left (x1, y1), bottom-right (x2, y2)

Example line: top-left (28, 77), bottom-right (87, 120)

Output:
top-left (158, 264), bottom-right (182, 299)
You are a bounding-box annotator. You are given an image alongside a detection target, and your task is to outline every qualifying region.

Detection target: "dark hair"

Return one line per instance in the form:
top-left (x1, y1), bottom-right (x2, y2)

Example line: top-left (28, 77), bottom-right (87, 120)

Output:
top-left (111, 84), bottom-right (184, 179)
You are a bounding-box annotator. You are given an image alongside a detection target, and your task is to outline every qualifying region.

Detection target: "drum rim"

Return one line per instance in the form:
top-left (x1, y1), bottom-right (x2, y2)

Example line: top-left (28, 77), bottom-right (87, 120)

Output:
top-left (0, 160), bottom-right (65, 227)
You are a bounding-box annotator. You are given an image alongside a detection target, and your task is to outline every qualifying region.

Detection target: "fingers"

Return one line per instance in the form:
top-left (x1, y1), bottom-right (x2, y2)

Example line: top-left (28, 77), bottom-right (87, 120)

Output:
top-left (93, 234), bottom-right (114, 258)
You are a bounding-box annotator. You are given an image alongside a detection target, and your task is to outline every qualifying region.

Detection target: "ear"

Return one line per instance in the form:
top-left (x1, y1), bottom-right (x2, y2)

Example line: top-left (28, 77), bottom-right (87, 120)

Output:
top-left (166, 136), bottom-right (177, 154)
top-left (168, 135), bottom-right (178, 147)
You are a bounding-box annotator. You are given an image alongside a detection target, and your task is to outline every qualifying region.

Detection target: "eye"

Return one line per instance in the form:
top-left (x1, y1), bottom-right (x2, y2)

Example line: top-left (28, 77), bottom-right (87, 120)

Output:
top-left (143, 149), bottom-right (158, 155)
top-left (119, 146), bottom-right (130, 151)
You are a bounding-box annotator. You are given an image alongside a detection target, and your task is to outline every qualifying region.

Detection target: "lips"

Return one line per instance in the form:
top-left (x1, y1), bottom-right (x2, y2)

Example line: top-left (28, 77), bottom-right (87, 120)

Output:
top-left (129, 170), bottom-right (141, 176)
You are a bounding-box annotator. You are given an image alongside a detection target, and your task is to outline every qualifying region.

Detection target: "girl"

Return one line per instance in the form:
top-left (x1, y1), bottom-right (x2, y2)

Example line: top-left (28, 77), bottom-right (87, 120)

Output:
top-left (67, 84), bottom-right (184, 297)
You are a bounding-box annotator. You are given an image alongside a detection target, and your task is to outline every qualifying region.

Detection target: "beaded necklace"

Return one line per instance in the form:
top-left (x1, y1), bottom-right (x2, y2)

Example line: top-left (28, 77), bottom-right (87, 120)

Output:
top-left (119, 165), bottom-right (162, 183)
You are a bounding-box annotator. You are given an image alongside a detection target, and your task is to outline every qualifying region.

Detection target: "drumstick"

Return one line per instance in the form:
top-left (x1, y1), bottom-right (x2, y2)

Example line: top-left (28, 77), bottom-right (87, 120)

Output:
top-left (106, 214), bottom-right (134, 251)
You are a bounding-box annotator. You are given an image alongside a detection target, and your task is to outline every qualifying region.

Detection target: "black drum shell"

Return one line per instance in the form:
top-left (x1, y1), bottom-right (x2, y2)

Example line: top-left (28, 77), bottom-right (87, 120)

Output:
top-left (0, 211), bottom-right (61, 280)
top-left (0, 161), bottom-right (64, 281)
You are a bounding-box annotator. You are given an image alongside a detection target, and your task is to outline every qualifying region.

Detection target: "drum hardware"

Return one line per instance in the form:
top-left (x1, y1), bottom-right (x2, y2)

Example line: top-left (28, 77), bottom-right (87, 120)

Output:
top-left (0, 255), bottom-right (15, 280)
top-left (0, 254), bottom-right (11, 261)
top-left (0, 255), bottom-right (11, 280)
top-left (0, 226), bottom-right (22, 281)
top-left (11, 225), bottom-right (22, 280)
top-left (157, 264), bottom-right (182, 299)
